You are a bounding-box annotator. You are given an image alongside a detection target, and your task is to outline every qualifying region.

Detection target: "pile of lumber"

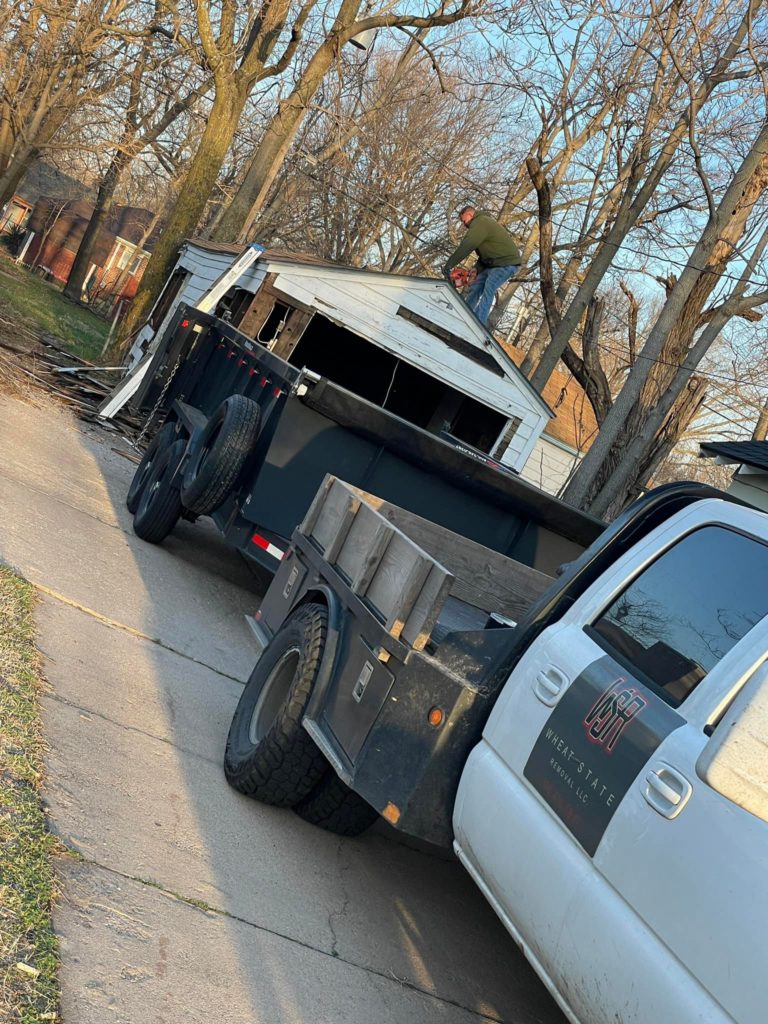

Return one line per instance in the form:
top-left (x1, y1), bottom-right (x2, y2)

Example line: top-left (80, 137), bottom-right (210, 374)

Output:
top-left (5, 336), bottom-right (144, 442)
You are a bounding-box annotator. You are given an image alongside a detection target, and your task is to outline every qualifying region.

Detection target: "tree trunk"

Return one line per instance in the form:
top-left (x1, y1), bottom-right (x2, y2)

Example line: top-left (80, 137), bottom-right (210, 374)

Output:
top-left (64, 150), bottom-right (131, 302)
top-left (213, 0), bottom-right (363, 242)
top-left (0, 147), bottom-right (40, 211)
top-left (752, 400), bottom-right (768, 441)
top-left (116, 85), bottom-right (248, 352)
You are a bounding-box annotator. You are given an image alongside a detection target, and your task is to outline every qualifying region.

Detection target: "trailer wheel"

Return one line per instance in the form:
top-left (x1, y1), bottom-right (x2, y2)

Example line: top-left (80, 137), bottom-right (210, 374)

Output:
top-left (224, 603), bottom-right (329, 807)
top-left (294, 773), bottom-right (379, 836)
top-left (132, 438), bottom-right (186, 543)
top-left (126, 422), bottom-right (177, 513)
top-left (181, 394), bottom-right (261, 516)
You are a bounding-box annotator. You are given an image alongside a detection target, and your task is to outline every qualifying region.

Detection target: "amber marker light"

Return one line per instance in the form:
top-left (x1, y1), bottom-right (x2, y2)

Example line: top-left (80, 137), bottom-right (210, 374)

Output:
top-left (428, 707), bottom-right (444, 728)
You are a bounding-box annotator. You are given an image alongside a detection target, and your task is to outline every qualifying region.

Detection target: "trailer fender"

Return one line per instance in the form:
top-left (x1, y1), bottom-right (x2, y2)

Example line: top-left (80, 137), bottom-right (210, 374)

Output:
top-left (296, 583), bottom-right (346, 722)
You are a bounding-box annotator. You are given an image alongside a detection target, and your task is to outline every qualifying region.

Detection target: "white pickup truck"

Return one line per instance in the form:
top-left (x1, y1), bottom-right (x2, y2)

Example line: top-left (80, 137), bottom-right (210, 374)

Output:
top-left (224, 476), bottom-right (768, 1024)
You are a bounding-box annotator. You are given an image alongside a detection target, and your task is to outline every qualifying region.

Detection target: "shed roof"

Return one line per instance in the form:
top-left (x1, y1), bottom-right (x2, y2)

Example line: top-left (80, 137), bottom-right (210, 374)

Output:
top-left (185, 238), bottom-right (553, 418)
top-left (188, 237), bottom-right (338, 268)
top-left (700, 440), bottom-right (768, 470)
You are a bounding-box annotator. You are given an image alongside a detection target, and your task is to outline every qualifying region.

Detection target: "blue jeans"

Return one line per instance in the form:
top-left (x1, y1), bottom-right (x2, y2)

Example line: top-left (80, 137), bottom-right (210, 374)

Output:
top-left (464, 265), bottom-right (518, 324)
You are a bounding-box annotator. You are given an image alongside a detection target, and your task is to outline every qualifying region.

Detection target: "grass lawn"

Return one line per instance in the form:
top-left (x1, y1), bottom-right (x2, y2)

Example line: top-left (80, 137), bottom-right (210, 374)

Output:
top-left (0, 255), bottom-right (110, 362)
top-left (0, 566), bottom-right (61, 1023)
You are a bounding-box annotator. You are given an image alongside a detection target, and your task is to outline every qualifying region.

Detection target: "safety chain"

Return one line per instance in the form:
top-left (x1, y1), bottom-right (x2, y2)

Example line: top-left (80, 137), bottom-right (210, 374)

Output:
top-left (131, 352), bottom-right (183, 451)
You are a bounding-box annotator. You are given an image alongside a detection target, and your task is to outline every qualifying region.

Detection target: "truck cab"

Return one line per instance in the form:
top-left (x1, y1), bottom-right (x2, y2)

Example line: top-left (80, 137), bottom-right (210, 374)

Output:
top-left (455, 496), bottom-right (768, 1024)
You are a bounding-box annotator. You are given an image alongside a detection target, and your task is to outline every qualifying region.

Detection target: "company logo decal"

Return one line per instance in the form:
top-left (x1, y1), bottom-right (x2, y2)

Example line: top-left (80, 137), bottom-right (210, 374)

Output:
top-left (524, 654), bottom-right (683, 856)
top-left (583, 679), bottom-right (648, 754)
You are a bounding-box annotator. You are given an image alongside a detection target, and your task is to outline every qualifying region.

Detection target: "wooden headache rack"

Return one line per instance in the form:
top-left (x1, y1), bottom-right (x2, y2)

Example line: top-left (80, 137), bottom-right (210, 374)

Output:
top-left (299, 476), bottom-right (553, 654)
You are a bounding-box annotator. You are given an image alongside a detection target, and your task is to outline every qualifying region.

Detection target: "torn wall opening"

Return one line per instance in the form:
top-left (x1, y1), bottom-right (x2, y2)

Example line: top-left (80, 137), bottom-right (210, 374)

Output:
top-left (286, 314), bottom-right (508, 454)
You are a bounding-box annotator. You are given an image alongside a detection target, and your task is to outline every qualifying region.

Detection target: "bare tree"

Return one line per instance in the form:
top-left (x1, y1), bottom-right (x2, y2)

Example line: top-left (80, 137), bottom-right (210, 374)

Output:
top-left (526, 0), bottom-right (764, 393)
top-left (0, 0), bottom-right (143, 207)
top-left (64, 39), bottom-right (209, 302)
top-left (563, 122), bottom-right (768, 516)
top-left (119, 0), bottom-right (482, 351)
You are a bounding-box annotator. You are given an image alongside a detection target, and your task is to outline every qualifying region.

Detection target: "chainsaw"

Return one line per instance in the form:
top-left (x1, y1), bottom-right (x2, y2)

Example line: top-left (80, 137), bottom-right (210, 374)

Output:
top-left (449, 267), bottom-right (477, 289)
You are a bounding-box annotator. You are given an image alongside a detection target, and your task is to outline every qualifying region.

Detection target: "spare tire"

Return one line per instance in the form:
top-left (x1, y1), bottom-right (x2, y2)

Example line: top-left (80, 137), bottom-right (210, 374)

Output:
top-left (181, 394), bottom-right (261, 516)
top-left (126, 421), bottom-right (178, 513)
top-left (132, 438), bottom-right (186, 544)
top-left (224, 603), bottom-right (329, 807)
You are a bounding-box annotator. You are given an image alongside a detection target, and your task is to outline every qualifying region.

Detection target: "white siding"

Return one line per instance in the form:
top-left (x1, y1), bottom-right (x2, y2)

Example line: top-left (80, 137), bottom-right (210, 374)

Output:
top-left (728, 469), bottom-right (768, 513)
top-left (520, 435), bottom-right (582, 495)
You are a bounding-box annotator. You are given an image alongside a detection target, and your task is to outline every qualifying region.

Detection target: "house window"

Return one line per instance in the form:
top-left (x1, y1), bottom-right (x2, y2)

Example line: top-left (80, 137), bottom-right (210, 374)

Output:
top-left (116, 246), bottom-right (131, 270)
top-left (129, 253), bottom-right (143, 275)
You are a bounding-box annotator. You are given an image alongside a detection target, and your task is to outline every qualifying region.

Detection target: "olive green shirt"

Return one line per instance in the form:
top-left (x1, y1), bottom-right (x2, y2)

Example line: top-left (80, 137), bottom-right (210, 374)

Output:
top-left (442, 212), bottom-right (521, 275)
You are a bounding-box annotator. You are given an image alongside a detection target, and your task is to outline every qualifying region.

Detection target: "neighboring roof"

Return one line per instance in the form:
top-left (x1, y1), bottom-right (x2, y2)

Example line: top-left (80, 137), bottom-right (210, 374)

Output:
top-left (700, 440), bottom-right (768, 471)
top-left (15, 161), bottom-right (94, 206)
top-left (32, 196), bottom-right (159, 250)
top-left (500, 343), bottom-right (599, 451)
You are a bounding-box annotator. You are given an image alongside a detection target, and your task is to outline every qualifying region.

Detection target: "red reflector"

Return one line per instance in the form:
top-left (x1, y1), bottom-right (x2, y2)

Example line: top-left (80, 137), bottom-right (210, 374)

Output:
top-left (181, 319), bottom-right (189, 327)
top-left (251, 533), bottom-right (270, 550)
top-left (227, 350), bottom-right (235, 358)
top-left (255, 609), bottom-right (262, 621)
top-left (273, 386), bottom-right (281, 398)
top-left (259, 376), bottom-right (267, 387)
top-left (237, 358), bottom-right (245, 367)
top-left (249, 367), bottom-right (256, 376)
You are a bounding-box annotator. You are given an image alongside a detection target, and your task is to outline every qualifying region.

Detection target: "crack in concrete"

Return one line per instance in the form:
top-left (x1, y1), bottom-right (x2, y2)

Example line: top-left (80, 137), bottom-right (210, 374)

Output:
top-left (327, 836), bottom-right (353, 959)
top-left (43, 691), bottom-right (226, 769)
top-left (0, 464), bottom-right (131, 535)
top-left (32, 581), bottom-right (248, 683)
top-left (67, 853), bottom-right (504, 1024)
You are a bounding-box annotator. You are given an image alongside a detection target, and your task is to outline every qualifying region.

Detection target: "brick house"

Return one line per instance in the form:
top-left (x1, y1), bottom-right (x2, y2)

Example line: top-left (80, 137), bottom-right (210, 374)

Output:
top-left (21, 197), bottom-right (158, 310)
top-left (500, 343), bottom-right (598, 494)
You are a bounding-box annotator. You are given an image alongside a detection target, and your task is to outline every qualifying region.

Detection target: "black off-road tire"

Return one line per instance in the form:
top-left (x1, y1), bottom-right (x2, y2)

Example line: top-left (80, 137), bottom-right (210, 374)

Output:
top-left (224, 603), bottom-right (329, 807)
top-left (132, 438), bottom-right (186, 543)
top-left (126, 421), bottom-right (178, 513)
top-left (294, 773), bottom-right (379, 836)
top-left (181, 394), bottom-right (261, 516)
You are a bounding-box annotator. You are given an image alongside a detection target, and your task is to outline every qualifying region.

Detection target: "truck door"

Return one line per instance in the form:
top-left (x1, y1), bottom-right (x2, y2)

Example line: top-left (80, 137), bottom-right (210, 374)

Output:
top-left (454, 501), bottom-right (768, 1022)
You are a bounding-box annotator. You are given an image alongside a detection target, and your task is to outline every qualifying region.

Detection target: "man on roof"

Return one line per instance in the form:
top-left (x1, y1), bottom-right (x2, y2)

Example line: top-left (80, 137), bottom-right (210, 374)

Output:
top-left (442, 206), bottom-right (521, 325)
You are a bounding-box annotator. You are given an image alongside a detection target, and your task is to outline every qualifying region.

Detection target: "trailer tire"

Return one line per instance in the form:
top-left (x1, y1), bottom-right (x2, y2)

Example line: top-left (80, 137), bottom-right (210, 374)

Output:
top-left (224, 603), bottom-right (329, 807)
top-left (126, 422), bottom-right (177, 513)
top-left (294, 773), bottom-right (379, 836)
top-left (132, 438), bottom-right (186, 543)
top-left (181, 394), bottom-right (261, 515)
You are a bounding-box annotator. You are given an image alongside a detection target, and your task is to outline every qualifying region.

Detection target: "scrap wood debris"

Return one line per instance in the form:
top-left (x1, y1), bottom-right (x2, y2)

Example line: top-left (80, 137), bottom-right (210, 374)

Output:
top-left (0, 335), bottom-right (144, 444)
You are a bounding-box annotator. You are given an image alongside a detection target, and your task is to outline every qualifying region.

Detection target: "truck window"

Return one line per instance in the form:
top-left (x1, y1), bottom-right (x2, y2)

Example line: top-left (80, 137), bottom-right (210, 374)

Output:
top-left (587, 526), bottom-right (768, 707)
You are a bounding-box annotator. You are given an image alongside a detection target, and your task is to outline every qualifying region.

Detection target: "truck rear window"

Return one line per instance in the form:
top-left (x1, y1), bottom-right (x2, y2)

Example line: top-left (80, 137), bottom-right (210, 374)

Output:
top-left (587, 525), bottom-right (768, 706)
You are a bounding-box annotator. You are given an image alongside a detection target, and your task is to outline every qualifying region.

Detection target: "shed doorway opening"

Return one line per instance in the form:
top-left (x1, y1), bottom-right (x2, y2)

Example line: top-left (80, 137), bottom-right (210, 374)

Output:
top-left (287, 314), bottom-right (507, 454)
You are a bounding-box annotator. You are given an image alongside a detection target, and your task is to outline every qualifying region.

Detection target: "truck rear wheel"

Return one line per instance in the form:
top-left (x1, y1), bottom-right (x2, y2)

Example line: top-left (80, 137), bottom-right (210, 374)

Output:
top-left (126, 421), bottom-right (177, 513)
top-left (224, 603), bottom-right (329, 807)
top-left (181, 394), bottom-right (261, 516)
top-left (294, 773), bottom-right (379, 836)
top-left (132, 438), bottom-right (186, 543)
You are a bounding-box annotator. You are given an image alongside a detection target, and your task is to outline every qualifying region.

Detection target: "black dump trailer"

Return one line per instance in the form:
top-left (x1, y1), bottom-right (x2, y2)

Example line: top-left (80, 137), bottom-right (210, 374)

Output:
top-left (119, 303), bottom-right (603, 578)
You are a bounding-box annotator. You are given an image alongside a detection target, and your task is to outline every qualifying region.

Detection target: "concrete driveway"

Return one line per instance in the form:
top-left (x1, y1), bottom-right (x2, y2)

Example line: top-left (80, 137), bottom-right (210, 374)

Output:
top-left (0, 392), bottom-right (564, 1024)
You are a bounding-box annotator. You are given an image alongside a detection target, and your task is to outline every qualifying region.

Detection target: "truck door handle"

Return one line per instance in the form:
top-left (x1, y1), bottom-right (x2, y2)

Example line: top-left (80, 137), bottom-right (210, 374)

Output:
top-left (533, 665), bottom-right (569, 706)
top-left (643, 764), bottom-right (692, 819)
